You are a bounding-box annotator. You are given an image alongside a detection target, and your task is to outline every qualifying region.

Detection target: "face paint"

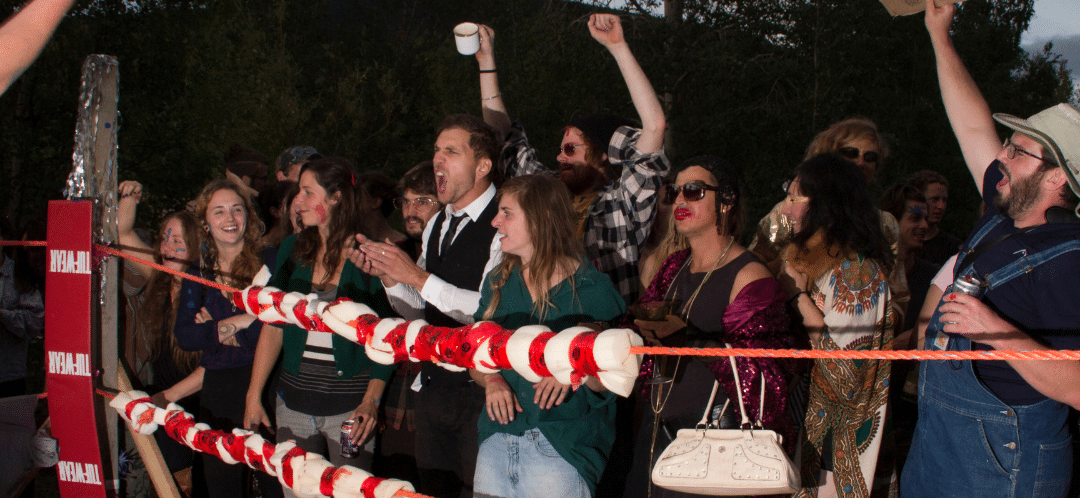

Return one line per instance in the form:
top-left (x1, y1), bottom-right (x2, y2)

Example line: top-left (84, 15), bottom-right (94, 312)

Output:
top-left (165, 227), bottom-right (172, 240)
top-left (174, 247), bottom-right (185, 253)
top-left (907, 205), bottom-right (928, 217)
top-left (314, 203), bottom-right (328, 224)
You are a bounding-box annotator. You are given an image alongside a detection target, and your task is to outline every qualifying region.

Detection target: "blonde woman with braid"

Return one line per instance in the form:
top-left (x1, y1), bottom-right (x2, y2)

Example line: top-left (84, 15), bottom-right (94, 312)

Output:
top-left (469, 174), bottom-right (625, 498)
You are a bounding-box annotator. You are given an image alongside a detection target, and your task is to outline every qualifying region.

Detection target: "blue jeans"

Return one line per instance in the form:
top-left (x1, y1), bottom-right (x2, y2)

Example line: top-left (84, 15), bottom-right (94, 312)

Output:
top-left (900, 288), bottom-right (1072, 498)
top-left (474, 429), bottom-right (590, 498)
top-left (275, 397), bottom-right (375, 498)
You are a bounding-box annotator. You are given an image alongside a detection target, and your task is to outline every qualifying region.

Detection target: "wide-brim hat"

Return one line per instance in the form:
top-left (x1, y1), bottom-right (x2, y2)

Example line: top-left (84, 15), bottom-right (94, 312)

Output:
top-left (993, 103), bottom-right (1080, 216)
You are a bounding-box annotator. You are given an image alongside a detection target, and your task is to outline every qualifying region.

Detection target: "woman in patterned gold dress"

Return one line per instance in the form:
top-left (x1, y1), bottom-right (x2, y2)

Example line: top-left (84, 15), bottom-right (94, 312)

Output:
top-left (777, 154), bottom-right (897, 498)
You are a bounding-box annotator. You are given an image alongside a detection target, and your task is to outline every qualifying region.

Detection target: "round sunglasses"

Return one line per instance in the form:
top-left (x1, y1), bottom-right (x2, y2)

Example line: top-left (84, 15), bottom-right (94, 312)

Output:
top-left (558, 142), bottom-right (587, 156)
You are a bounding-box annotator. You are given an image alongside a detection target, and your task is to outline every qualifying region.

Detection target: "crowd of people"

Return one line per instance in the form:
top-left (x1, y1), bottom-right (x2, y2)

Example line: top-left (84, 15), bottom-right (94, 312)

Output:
top-left (4, 0), bottom-right (1080, 497)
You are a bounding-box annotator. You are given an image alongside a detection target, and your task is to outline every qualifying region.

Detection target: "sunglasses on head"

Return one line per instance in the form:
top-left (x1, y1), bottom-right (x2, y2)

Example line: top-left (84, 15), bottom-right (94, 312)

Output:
top-left (838, 147), bottom-right (879, 164)
top-left (558, 142), bottom-right (586, 156)
top-left (662, 181), bottom-right (720, 204)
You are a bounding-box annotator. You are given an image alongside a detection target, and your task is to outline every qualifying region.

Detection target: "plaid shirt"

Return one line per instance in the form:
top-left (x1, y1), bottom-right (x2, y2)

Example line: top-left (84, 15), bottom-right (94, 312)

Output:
top-left (500, 122), bottom-right (670, 303)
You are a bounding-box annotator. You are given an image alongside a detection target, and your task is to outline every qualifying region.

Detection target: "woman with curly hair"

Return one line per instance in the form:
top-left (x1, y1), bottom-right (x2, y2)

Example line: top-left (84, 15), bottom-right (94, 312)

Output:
top-left (174, 178), bottom-right (278, 498)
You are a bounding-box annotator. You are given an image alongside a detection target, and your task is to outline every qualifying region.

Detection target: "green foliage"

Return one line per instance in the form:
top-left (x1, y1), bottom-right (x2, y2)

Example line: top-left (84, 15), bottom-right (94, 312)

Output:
top-left (0, 0), bottom-right (1074, 242)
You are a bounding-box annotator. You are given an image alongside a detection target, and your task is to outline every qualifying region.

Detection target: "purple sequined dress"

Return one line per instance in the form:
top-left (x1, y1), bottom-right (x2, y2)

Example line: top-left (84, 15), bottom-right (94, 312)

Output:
top-left (634, 248), bottom-right (802, 452)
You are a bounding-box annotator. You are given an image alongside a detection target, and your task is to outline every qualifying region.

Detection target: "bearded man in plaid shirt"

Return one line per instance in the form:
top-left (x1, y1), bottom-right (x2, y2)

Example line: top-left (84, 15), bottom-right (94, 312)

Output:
top-left (473, 14), bottom-right (669, 304)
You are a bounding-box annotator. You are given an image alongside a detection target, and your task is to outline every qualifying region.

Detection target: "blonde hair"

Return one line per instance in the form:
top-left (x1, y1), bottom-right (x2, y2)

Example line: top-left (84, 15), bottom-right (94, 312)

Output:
top-left (804, 116), bottom-right (889, 162)
top-left (482, 175), bottom-right (583, 322)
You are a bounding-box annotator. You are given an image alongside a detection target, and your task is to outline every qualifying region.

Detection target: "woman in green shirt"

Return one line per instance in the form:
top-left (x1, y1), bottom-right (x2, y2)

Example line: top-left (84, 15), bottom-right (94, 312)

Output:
top-left (470, 174), bottom-right (626, 498)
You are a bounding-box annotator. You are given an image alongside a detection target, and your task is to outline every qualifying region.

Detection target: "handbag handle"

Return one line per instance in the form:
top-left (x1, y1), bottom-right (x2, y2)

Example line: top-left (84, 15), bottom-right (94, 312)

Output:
top-left (724, 344), bottom-right (767, 429)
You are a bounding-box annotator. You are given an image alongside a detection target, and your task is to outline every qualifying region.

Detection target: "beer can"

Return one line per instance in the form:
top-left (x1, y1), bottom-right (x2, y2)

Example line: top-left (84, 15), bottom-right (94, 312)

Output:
top-left (340, 419), bottom-right (361, 458)
top-left (952, 275), bottom-right (984, 299)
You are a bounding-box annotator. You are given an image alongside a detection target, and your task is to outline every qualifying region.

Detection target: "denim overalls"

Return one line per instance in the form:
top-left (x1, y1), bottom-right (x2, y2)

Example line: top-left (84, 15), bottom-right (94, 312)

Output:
top-left (900, 215), bottom-right (1076, 498)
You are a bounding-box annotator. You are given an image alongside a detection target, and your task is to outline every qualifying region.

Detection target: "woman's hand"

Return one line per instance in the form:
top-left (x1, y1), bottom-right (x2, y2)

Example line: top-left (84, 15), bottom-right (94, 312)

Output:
top-left (348, 400), bottom-right (378, 445)
top-left (533, 377), bottom-right (570, 409)
top-left (243, 397), bottom-right (272, 433)
top-left (634, 314), bottom-right (686, 346)
top-left (194, 307), bottom-right (212, 324)
top-left (483, 373), bottom-right (522, 425)
top-left (777, 259), bottom-right (809, 299)
top-left (217, 313), bottom-right (255, 347)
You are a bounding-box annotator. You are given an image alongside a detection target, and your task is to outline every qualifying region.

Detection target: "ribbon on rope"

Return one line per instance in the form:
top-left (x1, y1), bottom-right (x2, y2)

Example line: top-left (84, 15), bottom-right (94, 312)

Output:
top-left (232, 285), bottom-right (644, 397)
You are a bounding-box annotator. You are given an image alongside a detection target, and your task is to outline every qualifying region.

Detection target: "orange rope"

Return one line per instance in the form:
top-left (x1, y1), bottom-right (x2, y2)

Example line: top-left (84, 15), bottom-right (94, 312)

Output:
top-left (96, 245), bottom-right (240, 295)
top-left (631, 346), bottom-right (1080, 361)
top-left (0, 240), bottom-right (46, 246)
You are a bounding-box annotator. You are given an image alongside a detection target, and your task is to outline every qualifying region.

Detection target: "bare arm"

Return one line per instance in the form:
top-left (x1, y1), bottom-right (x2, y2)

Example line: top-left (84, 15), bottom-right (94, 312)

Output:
top-left (589, 14), bottom-right (665, 154)
top-left (161, 367), bottom-right (205, 403)
top-left (475, 24), bottom-right (511, 139)
top-left (0, 0), bottom-right (77, 94)
top-left (244, 323), bottom-right (282, 430)
top-left (915, 284), bottom-right (944, 350)
top-left (925, 0), bottom-right (1000, 192)
top-left (940, 293), bottom-right (1080, 408)
top-left (117, 181), bottom-right (155, 278)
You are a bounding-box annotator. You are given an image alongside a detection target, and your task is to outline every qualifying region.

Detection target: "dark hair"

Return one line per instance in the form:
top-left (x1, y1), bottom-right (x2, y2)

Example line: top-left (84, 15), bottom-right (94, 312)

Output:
top-left (790, 154), bottom-right (890, 270)
top-left (141, 210), bottom-right (202, 374)
top-left (359, 172), bottom-right (398, 219)
top-left (436, 114), bottom-right (502, 185)
top-left (224, 143), bottom-right (269, 164)
top-left (261, 181), bottom-right (299, 247)
top-left (879, 184), bottom-right (927, 222)
top-left (295, 157), bottom-right (361, 287)
top-left (676, 155), bottom-right (744, 237)
top-left (906, 170), bottom-right (949, 192)
top-left (398, 161), bottom-right (437, 197)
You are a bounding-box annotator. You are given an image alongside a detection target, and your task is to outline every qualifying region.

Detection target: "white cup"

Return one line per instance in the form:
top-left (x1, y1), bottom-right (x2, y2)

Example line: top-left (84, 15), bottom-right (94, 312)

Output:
top-left (454, 22), bottom-right (480, 56)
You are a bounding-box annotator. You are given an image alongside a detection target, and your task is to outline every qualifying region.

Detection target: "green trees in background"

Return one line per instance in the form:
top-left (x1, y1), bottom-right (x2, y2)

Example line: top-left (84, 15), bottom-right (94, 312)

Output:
top-left (0, 0), bottom-right (1073, 239)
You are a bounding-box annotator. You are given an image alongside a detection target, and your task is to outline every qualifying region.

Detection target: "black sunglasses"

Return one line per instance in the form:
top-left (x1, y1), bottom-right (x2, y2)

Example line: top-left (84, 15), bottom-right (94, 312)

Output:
top-left (838, 147), bottom-right (879, 164)
top-left (558, 142), bottom-right (586, 156)
top-left (662, 181), bottom-right (720, 204)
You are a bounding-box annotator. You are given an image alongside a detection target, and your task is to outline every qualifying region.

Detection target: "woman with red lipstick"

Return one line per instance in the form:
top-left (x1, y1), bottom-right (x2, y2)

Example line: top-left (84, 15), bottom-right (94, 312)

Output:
top-left (627, 156), bottom-right (798, 498)
top-left (777, 154), bottom-right (896, 498)
top-left (244, 157), bottom-right (395, 483)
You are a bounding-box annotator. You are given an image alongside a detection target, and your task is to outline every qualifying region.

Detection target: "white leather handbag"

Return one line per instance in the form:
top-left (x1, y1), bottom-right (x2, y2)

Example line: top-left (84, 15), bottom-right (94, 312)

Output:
top-left (650, 349), bottom-right (800, 495)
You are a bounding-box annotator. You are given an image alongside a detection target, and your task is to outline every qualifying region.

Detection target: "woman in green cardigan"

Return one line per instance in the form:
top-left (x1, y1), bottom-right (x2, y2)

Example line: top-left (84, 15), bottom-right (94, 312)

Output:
top-left (243, 157), bottom-right (394, 479)
top-left (470, 174), bottom-right (626, 498)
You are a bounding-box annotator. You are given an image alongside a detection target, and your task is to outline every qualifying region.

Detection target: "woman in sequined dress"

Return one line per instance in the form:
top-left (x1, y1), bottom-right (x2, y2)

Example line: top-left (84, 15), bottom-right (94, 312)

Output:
top-left (626, 156), bottom-right (799, 498)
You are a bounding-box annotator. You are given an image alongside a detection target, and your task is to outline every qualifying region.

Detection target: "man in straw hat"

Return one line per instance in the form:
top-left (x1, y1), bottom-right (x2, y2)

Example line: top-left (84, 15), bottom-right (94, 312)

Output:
top-left (902, 1), bottom-right (1080, 496)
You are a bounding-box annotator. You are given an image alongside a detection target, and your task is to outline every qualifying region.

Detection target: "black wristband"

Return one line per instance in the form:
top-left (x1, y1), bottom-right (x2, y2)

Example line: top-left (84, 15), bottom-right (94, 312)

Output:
top-left (479, 68), bottom-right (497, 73)
top-left (788, 291), bottom-right (806, 305)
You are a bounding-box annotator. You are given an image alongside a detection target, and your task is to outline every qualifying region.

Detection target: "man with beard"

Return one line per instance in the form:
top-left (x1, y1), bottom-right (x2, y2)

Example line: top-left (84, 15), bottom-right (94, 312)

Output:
top-left (394, 161), bottom-right (442, 260)
top-left (902, 2), bottom-right (1080, 497)
top-left (474, 13), bottom-right (668, 304)
top-left (907, 170), bottom-right (963, 265)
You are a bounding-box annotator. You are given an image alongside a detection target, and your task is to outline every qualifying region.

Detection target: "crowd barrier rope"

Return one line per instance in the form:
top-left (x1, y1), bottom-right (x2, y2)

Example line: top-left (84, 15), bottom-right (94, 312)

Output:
top-left (88, 241), bottom-right (1080, 363)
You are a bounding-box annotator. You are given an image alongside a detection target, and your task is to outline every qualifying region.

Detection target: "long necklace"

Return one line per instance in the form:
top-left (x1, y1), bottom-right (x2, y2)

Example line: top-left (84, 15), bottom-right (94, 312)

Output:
top-left (647, 235), bottom-right (736, 498)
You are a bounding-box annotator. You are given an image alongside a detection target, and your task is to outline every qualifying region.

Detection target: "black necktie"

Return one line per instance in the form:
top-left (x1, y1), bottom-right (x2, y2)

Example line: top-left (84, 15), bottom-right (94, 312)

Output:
top-left (439, 214), bottom-right (465, 258)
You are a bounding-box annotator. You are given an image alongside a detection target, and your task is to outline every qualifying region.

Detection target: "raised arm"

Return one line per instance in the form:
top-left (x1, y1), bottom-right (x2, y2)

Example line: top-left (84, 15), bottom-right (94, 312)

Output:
top-left (0, 0), bottom-right (77, 95)
top-left (589, 13), bottom-right (665, 154)
top-left (475, 24), bottom-right (511, 140)
top-left (925, 0), bottom-right (1001, 191)
top-left (117, 181), bottom-right (156, 279)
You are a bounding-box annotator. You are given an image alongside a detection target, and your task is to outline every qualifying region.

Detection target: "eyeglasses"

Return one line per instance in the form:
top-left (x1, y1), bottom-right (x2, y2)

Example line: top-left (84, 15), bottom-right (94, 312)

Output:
top-left (662, 181), bottom-right (720, 204)
top-left (838, 147), bottom-right (879, 164)
top-left (1002, 138), bottom-right (1046, 162)
top-left (558, 143), bottom-right (587, 156)
top-left (394, 197), bottom-right (438, 210)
